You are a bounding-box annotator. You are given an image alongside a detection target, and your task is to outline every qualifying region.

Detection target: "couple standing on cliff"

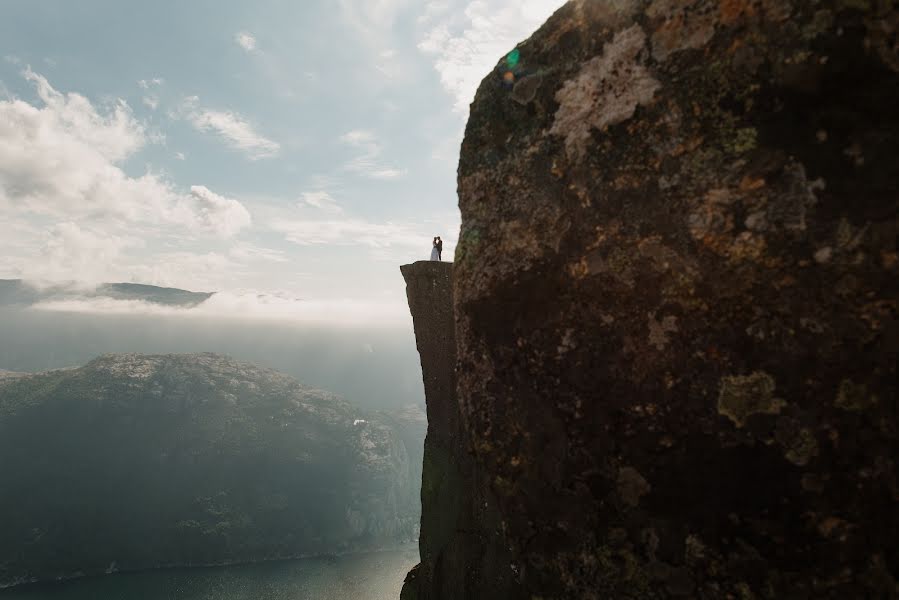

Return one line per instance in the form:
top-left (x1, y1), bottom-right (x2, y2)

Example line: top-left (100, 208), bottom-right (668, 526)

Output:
top-left (430, 236), bottom-right (443, 261)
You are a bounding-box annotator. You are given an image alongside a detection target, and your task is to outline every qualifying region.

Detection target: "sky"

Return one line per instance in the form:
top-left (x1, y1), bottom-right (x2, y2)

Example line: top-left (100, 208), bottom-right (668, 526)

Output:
top-left (0, 0), bottom-right (565, 324)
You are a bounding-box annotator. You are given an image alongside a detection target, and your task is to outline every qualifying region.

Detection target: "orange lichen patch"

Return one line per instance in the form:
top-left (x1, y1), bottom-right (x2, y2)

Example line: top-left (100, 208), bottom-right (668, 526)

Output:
top-left (728, 232), bottom-right (767, 262)
top-left (774, 275), bottom-right (797, 289)
top-left (760, 0), bottom-right (792, 21)
top-left (762, 256), bottom-right (785, 269)
top-left (591, 221), bottom-right (624, 247)
top-left (720, 0), bottom-right (757, 25)
top-left (568, 258), bottom-right (590, 280)
top-left (568, 182), bottom-right (592, 208)
top-left (860, 299), bottom-right (897, 330)
top-left (669, 135), bottom-right (704, 157)
top-left (647, 0), bottom-right (719, 61)
top-left (817, 516), bottom-right (851, 539)
top-left (638, 236), bottom-right (698, 274)
top-left (612, 173), bottom-right (643, 189)
top-left (551, 160), bottom-right (565, 178)
top-left (739, 175), bottom-right (766, 191)
top-left (539, 15), bottom-right (582, 48)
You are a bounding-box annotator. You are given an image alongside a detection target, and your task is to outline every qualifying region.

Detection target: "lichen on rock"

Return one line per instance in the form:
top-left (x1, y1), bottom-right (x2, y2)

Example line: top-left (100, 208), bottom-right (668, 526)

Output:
top-left (550, 24), bottom-right (661, 161)
top-left (449, 0), bottom-right (899, 597)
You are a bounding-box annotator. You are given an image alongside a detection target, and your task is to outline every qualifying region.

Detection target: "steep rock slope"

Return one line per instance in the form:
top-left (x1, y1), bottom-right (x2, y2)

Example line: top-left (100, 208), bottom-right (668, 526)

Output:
top-left (399, 261), bottom-right (520, 600)
top-left (0, 353), bottom-right (418, 588)
top-left (451, 1), bottom-right (898, 598)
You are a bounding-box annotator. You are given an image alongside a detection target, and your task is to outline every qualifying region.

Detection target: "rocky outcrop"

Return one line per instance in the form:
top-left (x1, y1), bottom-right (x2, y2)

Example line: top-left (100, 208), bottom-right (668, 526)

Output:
top-left (0, 353), bottom-right (419, 587)
top-left (400, 261), bottom-right (520, 600)
top-left (448, 1), bottom-right (898, 598)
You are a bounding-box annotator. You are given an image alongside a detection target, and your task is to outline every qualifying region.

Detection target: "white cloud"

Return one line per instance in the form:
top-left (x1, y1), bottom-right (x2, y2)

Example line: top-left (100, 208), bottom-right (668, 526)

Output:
top-left (301, 191), bottom-right (344, 214)
top-left (228, 242), bottom-right (288, 263)
top-left (137, 78), bottom-right (164, 89)
top-left (175, 151), bottom-right (186, 160)
top-left (271, 209), bottom-right (456, 264)
top-left (182, 96), bottom-right (280, 160)
top-left (0, 70), bottom-right (251, 240)
top-left (187, 185), bottom-right (252, 237)
top-left (79, 250), bottom-right (243, 292)
top-left (338, 0), bottom-right (412, 44)
top-left (270, 212), bottom-right (460, 268)
top-left (142, 95), bottom-right (159, 110)
top-left (340, 129), bottom-right (406, 179)
top-left (418, 0), bottom-right (566, 112)
top-left (32, 222), bottom-right (140, 283)
top-left (272, 215), bottom-right (429, 250)
top-left (235, 32), bottom-right (257, 52)
top-left (19, 67), bottom-right (145, 161)
top-left (417, 0), bottom-right (451, 24)
top-left (30, 290), bottom-right (409, 326)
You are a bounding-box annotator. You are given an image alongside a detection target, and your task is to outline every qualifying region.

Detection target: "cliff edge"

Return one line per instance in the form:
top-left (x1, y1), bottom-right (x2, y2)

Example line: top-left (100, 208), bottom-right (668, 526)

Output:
top-left (451, 0), bottom-right (898, 598)
top-left (400, 261), bottom-right (519, 600)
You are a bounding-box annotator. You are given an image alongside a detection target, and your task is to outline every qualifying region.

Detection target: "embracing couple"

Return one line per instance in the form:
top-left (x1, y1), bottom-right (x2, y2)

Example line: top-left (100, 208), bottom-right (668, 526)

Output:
top-left (430, 236), bottom-right (443, 261)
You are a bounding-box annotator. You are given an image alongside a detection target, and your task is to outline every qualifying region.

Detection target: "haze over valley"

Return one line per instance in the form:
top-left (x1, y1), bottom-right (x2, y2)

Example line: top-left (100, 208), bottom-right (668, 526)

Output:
top-left (0, 280), bottom-right (424, 412)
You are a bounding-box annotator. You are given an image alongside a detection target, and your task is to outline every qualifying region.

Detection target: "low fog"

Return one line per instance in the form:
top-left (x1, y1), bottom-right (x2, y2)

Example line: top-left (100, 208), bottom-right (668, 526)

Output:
top-left (0, 306), bottom-right (423, 411)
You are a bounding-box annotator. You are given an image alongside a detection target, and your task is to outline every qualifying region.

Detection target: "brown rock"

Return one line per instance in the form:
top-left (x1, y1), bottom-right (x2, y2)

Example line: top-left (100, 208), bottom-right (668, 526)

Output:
top-left (450, 0), bottom-right (899, 597)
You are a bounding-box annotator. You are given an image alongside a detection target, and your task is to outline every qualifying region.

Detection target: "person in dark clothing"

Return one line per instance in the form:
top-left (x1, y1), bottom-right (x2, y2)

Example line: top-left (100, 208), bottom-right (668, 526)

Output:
top-left (436, 236), bottom-right (443, 261)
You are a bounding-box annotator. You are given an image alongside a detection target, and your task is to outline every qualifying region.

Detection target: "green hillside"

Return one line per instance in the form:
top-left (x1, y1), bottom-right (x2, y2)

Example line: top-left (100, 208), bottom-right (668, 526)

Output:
top-left (0, 353), bottom-right (420, 588)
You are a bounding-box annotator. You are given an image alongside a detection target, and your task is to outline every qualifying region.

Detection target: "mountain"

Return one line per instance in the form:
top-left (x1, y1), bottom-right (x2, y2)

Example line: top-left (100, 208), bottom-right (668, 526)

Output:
top-left (0, 280), bottom-right (213, 308)
top-left (0, 353), bottom-right (420, 588)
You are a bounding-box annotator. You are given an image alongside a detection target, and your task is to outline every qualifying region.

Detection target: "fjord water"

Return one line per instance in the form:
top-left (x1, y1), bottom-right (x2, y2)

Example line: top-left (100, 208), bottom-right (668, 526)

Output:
top-left (0, 547), bottom-right (418, 600)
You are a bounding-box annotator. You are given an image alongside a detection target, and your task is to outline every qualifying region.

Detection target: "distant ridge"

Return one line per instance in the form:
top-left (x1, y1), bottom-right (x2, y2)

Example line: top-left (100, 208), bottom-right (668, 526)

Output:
top-left (0, 280), bottom-right (214, 308)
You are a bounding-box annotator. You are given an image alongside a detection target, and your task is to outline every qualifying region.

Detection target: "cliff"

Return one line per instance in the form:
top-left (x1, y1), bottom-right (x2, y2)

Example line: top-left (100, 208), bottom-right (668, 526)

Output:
top-left (399, 261), bottom-right (520, 600)
top-left (406, 0), bottom-right (898, 598)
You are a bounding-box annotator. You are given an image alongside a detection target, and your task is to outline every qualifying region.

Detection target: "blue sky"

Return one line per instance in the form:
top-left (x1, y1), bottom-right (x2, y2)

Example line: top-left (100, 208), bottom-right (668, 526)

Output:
top-left (0, 0), bottom-right (564, 323)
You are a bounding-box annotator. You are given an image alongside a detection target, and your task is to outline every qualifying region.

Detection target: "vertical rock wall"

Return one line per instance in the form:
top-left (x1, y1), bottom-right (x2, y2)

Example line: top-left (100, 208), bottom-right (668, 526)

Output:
top-left (400, 261), bottom-right (520, 600)
top-left (453, 1), bottom-right (898, 598)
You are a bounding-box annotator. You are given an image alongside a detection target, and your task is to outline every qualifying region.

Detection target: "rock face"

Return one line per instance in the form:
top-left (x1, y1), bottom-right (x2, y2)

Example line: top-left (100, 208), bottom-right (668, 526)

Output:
top-left (399, 261), bottom-right (520, 600)
top-left (0, 353), bottom-right (418, 588)
top-left (450, 1), bottom-right (899, 598)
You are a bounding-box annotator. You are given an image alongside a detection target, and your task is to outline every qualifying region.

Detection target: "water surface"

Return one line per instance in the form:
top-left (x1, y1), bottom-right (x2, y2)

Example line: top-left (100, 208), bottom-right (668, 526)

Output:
top-left (0, 548), bottom-right (417, 600)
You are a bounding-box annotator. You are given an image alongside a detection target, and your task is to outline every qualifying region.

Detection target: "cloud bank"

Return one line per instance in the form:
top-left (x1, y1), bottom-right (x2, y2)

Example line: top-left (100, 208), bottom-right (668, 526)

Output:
top-left (0, 70), bottom-right (251, 236)
top-left (30, 291), bottom-right (410, 327)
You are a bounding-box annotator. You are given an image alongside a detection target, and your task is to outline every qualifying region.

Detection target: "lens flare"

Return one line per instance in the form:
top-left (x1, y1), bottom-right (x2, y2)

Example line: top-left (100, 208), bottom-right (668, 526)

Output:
top-left (506, 48), bottom-right (520, 68)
